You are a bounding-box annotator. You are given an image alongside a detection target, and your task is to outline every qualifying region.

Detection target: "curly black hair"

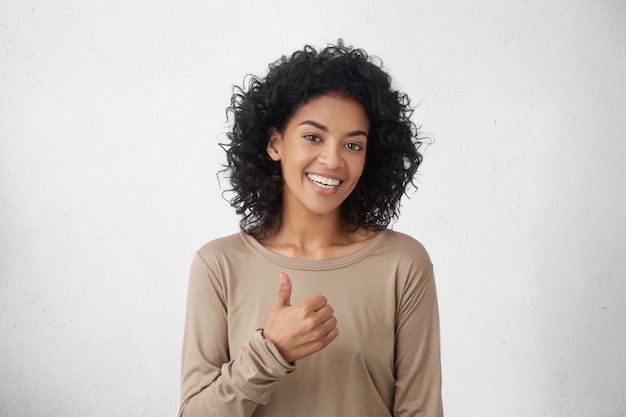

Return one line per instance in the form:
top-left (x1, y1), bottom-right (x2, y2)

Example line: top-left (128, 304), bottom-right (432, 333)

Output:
top-left (221, 40), bottom-right (424, 239)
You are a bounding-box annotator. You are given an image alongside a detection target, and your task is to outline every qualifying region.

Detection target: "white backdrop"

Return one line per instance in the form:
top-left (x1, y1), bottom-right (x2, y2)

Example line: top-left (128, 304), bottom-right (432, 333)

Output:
top-left (1, 1), bottom-right (625, 416)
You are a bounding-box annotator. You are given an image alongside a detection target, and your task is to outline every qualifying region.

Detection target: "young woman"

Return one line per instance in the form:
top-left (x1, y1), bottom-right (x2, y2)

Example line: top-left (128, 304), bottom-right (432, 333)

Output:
top-left (179, 41), bottom-right (443, 417)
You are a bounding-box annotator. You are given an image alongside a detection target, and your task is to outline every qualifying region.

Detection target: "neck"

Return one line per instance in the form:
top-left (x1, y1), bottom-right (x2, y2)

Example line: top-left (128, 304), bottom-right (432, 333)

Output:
top-left (260, 202), bottom-right (358, 260)
top-left (257, 192), bottom-right (378, 260)
top-left (281, 206), bottom-right (346, 242)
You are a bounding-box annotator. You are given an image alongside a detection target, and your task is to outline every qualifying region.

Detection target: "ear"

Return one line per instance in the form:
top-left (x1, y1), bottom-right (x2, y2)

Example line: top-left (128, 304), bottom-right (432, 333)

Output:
top-left (266, 127), bottom-right (282, 161)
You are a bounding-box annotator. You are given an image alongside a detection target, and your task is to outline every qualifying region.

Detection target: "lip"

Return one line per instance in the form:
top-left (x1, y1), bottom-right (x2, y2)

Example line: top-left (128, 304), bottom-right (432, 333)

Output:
top-left (306, 172), bottom-right (344, 182)
top-left (306, 172), bottom-right (344, 196)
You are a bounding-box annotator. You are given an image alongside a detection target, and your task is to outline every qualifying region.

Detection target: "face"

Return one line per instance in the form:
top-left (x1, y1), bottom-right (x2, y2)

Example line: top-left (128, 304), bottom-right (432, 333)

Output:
top-left (267, 94), bottom-right (369, 219)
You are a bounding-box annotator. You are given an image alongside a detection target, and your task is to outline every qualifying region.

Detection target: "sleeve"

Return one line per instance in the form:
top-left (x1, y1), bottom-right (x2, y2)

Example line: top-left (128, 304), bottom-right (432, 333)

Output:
top-left (178, 253), bottom-right (295, 417)
top-left (393, 257), bottom-right (444, 417)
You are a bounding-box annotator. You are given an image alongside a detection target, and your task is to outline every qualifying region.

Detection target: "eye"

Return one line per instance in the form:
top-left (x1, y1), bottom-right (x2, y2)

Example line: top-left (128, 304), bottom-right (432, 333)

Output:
top-left (303, 134), bottom-right (322, 142)
top-left (344, 142), bottom-right (364, 151)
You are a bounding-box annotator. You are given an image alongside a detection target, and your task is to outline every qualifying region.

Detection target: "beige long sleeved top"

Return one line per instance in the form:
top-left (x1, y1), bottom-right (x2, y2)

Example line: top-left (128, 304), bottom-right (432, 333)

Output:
top-left (179, 230), bottom-right (443, 417)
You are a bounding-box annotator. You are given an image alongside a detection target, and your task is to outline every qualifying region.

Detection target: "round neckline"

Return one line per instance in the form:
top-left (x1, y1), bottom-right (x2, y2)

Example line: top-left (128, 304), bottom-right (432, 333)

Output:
top-left (239, 229), bottom-right (390, 271)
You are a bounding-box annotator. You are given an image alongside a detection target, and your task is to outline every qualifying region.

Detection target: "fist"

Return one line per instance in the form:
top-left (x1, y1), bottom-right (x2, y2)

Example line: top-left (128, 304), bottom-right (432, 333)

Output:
top-left (262, 272), bottom-right (339, 363)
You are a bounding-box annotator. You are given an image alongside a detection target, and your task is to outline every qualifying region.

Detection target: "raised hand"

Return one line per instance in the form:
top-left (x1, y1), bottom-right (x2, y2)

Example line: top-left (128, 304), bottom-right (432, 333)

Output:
top-left (262, 272), bottom-right (339, 363)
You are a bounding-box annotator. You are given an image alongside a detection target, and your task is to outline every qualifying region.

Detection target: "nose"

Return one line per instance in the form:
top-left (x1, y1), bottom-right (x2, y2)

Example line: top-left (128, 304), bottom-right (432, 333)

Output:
top-left (319, 143), bottom-right (344, 169)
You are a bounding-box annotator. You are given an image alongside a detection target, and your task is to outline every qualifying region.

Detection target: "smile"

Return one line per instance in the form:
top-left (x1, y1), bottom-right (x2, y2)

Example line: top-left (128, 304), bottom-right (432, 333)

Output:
top-left (306, 173), bottom-right (342, 189)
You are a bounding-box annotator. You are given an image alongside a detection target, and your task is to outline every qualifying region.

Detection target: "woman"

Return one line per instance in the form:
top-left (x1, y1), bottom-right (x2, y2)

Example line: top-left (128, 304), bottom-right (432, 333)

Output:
top-left (179, 41), bottom-right (443, 417)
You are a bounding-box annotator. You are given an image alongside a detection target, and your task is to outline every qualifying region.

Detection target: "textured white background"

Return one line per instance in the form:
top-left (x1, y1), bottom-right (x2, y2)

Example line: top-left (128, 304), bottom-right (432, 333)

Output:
top-left (1, 1), bottom-right (625, 416)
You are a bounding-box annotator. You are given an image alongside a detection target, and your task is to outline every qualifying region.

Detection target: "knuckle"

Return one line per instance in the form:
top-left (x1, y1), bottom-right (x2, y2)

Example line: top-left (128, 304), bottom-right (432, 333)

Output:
top-left (295, 305), bottom-right (310, 318)
top-left (311, 340), bottom-right (326, 353)
top-left (304, 317), bottom-right (317, 331)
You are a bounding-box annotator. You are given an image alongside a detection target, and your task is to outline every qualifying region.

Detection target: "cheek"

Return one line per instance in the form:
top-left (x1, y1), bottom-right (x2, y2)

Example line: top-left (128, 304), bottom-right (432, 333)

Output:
top-left (280, 151), bottom-right (307, 178)
top-left (352, 156), bottom-right (367, 178)
top-left (287, 148), bottom-right (314, 167)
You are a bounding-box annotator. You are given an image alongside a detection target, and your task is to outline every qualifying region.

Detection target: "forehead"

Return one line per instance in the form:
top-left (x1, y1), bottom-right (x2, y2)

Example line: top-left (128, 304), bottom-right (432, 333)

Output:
top-left (289, 94), bottom-right (370, 130)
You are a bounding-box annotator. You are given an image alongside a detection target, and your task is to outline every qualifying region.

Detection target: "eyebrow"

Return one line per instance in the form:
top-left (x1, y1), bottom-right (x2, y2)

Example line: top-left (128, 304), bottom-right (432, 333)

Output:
top-left (299, 120), bottom-right (368, 138)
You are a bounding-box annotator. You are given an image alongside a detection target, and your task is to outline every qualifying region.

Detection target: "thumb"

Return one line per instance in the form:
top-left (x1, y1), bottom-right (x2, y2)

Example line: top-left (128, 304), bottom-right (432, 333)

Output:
top-left (273, 272), bottom-right (292, 308)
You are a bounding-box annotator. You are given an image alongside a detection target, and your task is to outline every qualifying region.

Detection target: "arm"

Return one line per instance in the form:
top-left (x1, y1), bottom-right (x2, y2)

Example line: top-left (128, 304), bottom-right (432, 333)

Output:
top-left (394, 263), bottom-right (444, 417)
top-left (178, 254), bottom-right (295, 417)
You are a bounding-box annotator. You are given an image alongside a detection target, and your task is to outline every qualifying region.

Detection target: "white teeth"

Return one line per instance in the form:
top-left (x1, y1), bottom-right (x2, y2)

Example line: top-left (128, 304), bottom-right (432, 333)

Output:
top-left (307, 174), bottom-right (341, 188)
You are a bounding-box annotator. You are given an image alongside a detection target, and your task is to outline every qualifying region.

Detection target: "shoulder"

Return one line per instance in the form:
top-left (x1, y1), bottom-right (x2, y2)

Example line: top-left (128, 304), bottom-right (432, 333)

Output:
top-left (380, 231), bottom-right (436, 304)
top-left (197, 232), bottom-right (245, 255)
top-left (378, 230), bottom-right (432, 267)
top-left (194, 232), bottom-right (252, 267)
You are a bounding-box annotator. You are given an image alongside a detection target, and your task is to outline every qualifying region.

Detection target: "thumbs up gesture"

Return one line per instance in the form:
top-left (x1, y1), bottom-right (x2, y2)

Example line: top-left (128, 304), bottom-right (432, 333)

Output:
top-left (262, 272), bottom-right (339, 363)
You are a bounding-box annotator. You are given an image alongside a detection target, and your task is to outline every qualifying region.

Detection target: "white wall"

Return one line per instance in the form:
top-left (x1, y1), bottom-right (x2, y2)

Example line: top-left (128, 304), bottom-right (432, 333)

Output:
top-left (1, 1), bottom-right (625, 416)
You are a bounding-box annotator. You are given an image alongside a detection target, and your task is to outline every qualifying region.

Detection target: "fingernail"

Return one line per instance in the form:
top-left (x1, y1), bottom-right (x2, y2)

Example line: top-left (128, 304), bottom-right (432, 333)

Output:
top-left (280, 272), bottom-right (286, 285)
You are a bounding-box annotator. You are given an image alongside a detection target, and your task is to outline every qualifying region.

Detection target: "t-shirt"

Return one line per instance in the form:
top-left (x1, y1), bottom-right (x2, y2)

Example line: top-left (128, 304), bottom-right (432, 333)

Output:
top-left (179, 229), bottom-right (443, 417)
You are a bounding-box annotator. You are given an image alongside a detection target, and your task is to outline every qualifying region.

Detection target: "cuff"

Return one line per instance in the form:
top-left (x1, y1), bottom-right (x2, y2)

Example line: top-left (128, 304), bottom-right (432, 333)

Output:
top-left (251, 329), bottom-right (295, 375)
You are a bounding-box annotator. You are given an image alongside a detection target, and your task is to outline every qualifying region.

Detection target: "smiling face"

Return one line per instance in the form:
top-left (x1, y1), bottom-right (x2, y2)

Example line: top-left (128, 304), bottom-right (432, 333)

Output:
top-left (266, 94), bottom-right (369, 220)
